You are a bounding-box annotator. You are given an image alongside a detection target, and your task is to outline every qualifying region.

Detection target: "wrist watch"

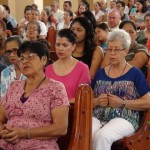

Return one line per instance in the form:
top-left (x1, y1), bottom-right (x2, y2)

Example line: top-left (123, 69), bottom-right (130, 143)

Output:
top-left (121, 99), bottom-right (126, 108)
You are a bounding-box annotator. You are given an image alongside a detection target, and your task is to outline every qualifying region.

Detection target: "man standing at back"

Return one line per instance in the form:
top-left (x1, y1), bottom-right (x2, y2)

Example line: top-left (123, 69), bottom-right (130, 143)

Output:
top-left (51, 0), bottom-right (64, 24)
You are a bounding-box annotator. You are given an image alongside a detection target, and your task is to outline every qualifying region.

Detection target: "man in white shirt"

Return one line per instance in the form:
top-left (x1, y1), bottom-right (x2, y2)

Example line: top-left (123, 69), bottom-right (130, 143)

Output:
top-left (3, 5), bottom-right (17, 28)
top-left (51, 0), bottom-right (64, 24)
top-left (106, 9), bottom-right (121, 31)
top-left (63, 1), bottom-right (76, 18)
top-left (32, 9), bottom-right (47, 39)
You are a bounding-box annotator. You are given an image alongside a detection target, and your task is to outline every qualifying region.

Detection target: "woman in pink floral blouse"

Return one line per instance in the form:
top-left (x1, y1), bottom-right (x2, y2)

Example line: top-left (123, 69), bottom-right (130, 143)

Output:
top-left (0, 41), bottom-right (69, 150)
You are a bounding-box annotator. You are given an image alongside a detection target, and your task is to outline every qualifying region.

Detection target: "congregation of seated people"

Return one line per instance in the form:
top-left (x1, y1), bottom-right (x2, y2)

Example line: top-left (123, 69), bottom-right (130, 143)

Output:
top-left (0, 0), bottom-right (150, 150)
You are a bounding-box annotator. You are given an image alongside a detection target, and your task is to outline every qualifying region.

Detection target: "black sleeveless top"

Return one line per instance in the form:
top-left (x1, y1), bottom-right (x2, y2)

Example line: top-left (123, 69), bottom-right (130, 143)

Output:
top-left (73, 54), bottom-right (91, 69)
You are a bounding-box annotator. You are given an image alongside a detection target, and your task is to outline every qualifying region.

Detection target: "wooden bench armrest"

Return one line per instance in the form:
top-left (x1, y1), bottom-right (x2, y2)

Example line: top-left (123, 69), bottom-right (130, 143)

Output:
top-left (123, 109), bottom-right (150, 150)
top-left (58, 84), bottom-right (93, 150)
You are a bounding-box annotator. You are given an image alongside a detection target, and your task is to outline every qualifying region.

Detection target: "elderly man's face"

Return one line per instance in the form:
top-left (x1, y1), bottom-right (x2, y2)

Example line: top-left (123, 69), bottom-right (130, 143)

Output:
top-left (99, 0), bottom-right (106, 9)
top-left (108, 12), bottom-right (120, 28)
top-left (51, 2), bottom-right (58, 12)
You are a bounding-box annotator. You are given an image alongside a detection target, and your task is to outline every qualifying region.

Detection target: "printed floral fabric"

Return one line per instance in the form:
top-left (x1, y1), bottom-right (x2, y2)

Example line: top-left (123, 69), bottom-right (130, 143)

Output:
top-left (0, 78), bottom-right (69, 150)
top-left (92, 67), bottom-right (149, 130)
top-left (0, 64), bottom-right (26, 98)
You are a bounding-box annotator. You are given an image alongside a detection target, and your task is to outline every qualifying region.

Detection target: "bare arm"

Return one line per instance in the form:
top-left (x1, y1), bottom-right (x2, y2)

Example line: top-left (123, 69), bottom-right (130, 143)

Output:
top-left (1, 106), bottom-right (69, 142)
top-left (101, 51), bottom-right (149, 69)
top-left (31, 106), bottom-right (69, 138)
top-left (108, 92), bottom-right (150, 111)
top-left (100, 52), bottom-right (110, 67)
top-left (125, 93), bottom-right (150, 111)
top-left (0, 104), bottom-right (7, 136)
top-left (128, 52), bottom-right (149, 69)
top-left (90, 46), bottom-right (104, 79)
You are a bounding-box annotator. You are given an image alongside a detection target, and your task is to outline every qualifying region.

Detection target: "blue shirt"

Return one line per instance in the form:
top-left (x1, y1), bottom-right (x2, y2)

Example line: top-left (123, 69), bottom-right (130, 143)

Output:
top-left (92, 67), bottom-right (149, 129)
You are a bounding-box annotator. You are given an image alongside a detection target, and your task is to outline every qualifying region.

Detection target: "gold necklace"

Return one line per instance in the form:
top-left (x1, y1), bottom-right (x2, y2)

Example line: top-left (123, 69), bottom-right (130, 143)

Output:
top-left (108, 62), bottom-right (127, 77)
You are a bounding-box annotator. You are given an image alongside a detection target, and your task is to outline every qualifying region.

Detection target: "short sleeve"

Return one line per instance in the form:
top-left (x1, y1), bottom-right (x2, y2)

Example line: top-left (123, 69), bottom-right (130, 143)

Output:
top-left (78, 64), bottom-right (91, 85)
top-left (50, 81), bottom-right (69, 109)
top-left (134, 68), bottom-right (149, 96)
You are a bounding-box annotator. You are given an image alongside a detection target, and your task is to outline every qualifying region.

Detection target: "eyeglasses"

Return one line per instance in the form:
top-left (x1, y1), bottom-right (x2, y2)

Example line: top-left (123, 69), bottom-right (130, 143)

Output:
top-left (19, 53), bottom-right (37, 64)
top-left (5, 48), bottom-right (18, 56)
top-left (108, 17), bottom-right (117, 20)
top-left (27, 27), bottom-right (37, 31)
top-left (117, 5), bottom-right (123, 8)
top-left (107, 48), bottom-right (125, 53)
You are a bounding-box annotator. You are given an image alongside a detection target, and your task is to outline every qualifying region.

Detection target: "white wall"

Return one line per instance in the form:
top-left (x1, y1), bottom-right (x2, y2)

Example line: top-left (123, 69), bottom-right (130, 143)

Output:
top-left (8, 0), bottom-right (43, 23)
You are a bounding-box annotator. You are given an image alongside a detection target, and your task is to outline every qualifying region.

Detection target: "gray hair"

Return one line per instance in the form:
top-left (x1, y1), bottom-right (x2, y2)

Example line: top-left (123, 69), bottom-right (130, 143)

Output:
top-left (107, 29), bottom-right (131, 49)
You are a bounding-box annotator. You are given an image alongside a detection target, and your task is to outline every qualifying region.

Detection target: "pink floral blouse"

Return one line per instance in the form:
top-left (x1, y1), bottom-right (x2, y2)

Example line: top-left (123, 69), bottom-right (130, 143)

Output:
top-left (0, 78), bottom-right (69, 150)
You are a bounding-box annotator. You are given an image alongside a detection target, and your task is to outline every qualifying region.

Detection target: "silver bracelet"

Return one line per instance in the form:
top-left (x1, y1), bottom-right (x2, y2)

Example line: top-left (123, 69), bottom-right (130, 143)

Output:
top-left (27, 128), bottom-right (30, 139)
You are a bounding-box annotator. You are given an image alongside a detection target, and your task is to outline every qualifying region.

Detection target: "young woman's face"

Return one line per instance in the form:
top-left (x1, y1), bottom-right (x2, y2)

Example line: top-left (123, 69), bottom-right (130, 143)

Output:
top-left (121, 23), bottom-right (137, 43)
top-left (32, 10), bottom-right (39, 21)
top-left (129, 0), bottom-right (135, 6)
top-left (93, 3), bottom-right (100, 12)
top-left (55, 36), bottom-right (76, 59)
top-left (5, 40), bottom-right (19, 64)
top-left (144, 16), bottom-right (150, 30)
top-left (95, 27), bottom-right (108, 42)
top-left (78, 4), bottom-right (86, 14)
top-left (25, 10), bottom-right (32, 21)
top-left (70, 22), bottom-right (86, 43)
top-left (41, 10), bottom-right (49, 22)
top-left (110, 1), bottom-right (116, 9)
top-left (136, 2), bottom-right (143, 12)
top-left (63, 11), bottom-right (72, 23)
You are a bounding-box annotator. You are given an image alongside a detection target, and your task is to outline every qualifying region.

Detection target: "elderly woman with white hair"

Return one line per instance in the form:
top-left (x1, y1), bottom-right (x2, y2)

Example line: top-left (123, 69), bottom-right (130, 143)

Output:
top-left (92, 29), bottom-right (150, 150)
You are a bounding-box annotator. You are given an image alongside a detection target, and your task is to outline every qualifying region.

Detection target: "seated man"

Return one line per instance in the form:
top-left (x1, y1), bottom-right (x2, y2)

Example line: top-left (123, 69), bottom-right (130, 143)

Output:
top-left (116, 1), bottom-right (130, 21)
top-left (106, 8), bottom-right (121, 31)
top-left (51, 0), bottom-right (64, 24)
top-left (31, 9), bottom-right (47, 39)
top-left (0, 5), bottom-right (13, 32)
top-left (3, 5), bottom-right (17, 28)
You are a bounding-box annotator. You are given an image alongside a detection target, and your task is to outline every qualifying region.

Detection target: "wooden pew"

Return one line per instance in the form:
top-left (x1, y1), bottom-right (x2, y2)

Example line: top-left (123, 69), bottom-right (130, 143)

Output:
top-left (112, 108), bottom-right (150, 150)
top-left (57, 84), bottom-right (93, 150)
top-left (57, 84), bottom-right (150, 150)
top-left (123, 109), bottom-right (150, 150)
